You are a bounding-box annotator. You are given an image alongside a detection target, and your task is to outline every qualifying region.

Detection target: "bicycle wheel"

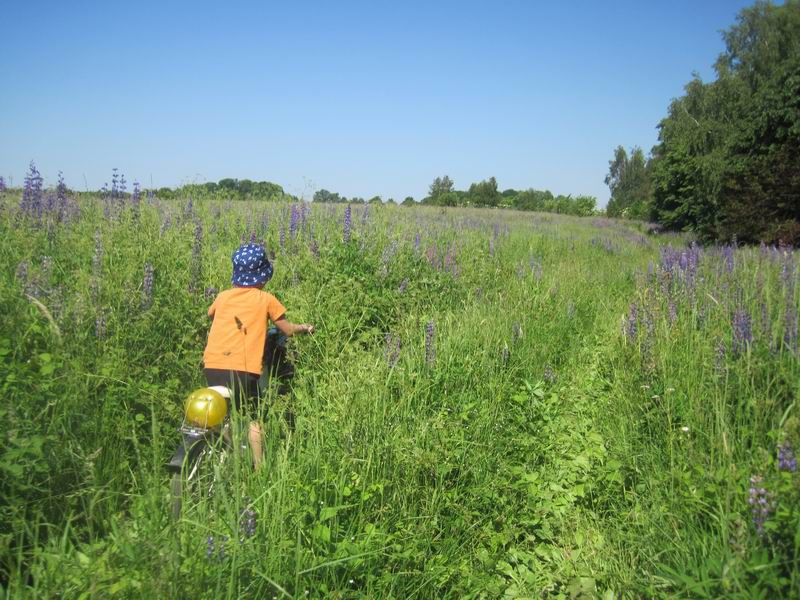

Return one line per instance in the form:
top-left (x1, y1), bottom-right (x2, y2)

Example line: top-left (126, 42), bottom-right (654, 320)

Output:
top-left (170, 443), bottom-right (229, 519)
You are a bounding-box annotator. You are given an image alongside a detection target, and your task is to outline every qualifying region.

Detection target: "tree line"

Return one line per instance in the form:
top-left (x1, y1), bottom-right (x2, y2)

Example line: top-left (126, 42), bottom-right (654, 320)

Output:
top-left (606, 0), bottom-right (800, 244)
top-left (314, 175), bottom-right (597, 216)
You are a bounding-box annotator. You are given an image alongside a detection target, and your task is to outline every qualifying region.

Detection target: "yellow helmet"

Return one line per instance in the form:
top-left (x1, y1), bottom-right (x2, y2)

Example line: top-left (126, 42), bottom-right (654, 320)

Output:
top-left (184, 388), bottom-right (227, 429)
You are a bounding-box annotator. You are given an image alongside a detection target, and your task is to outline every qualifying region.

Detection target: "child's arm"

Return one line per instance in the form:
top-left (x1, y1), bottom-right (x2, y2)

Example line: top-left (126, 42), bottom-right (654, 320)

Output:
top-left (273, 315), bottom-right (314, 336)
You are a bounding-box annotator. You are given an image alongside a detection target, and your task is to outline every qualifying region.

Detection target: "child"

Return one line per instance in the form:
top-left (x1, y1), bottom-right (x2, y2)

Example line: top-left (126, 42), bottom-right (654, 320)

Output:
top-left (203, 243), bottom-right (313, 467)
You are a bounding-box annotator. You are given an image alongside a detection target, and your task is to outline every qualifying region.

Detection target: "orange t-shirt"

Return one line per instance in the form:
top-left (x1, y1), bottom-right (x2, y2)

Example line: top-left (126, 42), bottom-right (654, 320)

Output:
top-left (203, 287), bottom-right (286, 375)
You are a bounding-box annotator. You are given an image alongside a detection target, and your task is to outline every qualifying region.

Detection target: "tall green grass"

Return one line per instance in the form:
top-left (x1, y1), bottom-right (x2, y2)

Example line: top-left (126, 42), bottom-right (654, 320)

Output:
top-left (1, 194), bottom-right (797, 598)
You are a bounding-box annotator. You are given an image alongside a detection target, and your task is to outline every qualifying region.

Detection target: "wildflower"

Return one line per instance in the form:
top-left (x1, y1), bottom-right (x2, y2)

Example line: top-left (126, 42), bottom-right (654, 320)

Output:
top-left (501, 346), bottom-right (510, 365)
top-left (239, 506), bottom-right (258, 538)
top-left (722, 245), bottom-right (735, 273)
top-left (732, 308), bottom-right (753, 354)
top-left (142, 263), bottom-right (154, 310)
top-left (512, 322), bottom-right (522, 341)
top-left (190, 221), bottom-right (203, 291)
top-left (385, 333), bottom-right (401, 368)
top-left (343, 205), bottom-right (352, 243)
top-left (279, 227), bottom-right (286, 250)
top-left (778, 441), bottom-right (797, 473)
top-left (714, 339), bottom-right (727, 375)
top-left (398, 277), bottom-right (409, 294)
top-left (0, 175), bottom-right (6, 194)
top-left (488, 238), bottom-right (495, 257)
top-left (680, 426), bottom-right (690, 433)
top-left (206, 536), bottom-right (215, 559)
top-left (624, 302), bottom-right (638, 340)
top-left (748, 475), bottom-right (771, 536)
top-left (425, 320), bottom-right (436, 367)
top-left (289, 204), bottom-right (300, 238)
top-left (414, 232), bottom-right (421, 252)
top-left (309, 239), bottom-right (319, 259)
top-left (784, 301), bottom-right (798, 354)
top-left (15, 260), bottom-right (29, 285)
top-left (92, 231), bottom-right (104, 274)
top-left (668, 302), bottom-right (677, 324)
top-left (21, 161), bottom-right (44, 218)
top-left (204, 286), bottom-right (218, 301)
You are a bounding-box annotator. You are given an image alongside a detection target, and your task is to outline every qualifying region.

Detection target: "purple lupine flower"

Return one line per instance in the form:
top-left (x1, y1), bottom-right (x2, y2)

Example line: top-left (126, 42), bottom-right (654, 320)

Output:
top-left (206, 536), bottom-right (215, 559)
top-left (118, 173), bottom-right (127, 198)
top-left (778, 441), bottom-right (797, 472)
top-left (343, 205), bottom-right (352, 243)
top-left (0, 175), bottom-right (6, 194)
top-left (398, 277), bottom-right (408, 294)
top-left (289, 204), bottom-right (300, 238)
top-left (361, 204), bottom-right (369, 226)
top-left (279, 227), bottom-right (286, 250)
top-left (142, 263), bottom-right (154, 309)
top-left (784, 296), bottom-right (798, 354)
top-left (160, 213), bottom-right (172, 235)
top-left (748, 475), bottom-right (771, 536)
top-left (668, 302), bottom-right (677, 324)
top-left (425, 320), bottom-right (436, 367)
top-left (206, 535), bottom-right (228, 560)
top-left (190, 221), bottom-right (203, 291)
top-left (722, 245), bottom-right (735, 273)
top-left (385, 333), bottom-right (401, 367)
top-left (15, 260), bottom-right (31, 295)
top-left (715, 339), bottom-right (727, 375)
top-left (414, 232), bottom-right (421, 252)
top-left (21, 161), bottom-right (44, 217)
top-left (309, 239), bottom-right (320, 259)
top-left (110, 168), bottom-right (119, 199)
top-left (239, 506), bottom-right (258, 539)
top-left (625, 303), bottom-right (638, 340)
top-left (56, 171), bottom-right (67, 203)
top-left (732, 308), bottom-right (753, 354)
top-left (488, 238), bottom-right (495, 257)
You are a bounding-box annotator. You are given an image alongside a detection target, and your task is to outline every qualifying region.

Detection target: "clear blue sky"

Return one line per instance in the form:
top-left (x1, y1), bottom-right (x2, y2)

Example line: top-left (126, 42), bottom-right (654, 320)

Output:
top-left (0, 0), bottom-right (755, 206)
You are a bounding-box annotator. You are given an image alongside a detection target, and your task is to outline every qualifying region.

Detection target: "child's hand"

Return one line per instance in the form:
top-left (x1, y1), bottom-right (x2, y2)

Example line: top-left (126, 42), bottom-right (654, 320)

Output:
top-left (300, 324), bottom-right (315, 334)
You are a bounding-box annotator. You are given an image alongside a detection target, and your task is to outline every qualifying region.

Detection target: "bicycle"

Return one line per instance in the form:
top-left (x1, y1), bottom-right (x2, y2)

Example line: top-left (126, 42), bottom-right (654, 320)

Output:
top-left (167, 327), bottom-right (294, 519)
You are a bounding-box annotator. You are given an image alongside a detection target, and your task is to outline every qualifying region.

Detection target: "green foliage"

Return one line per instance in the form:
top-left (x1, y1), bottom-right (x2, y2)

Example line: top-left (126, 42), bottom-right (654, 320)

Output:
top-left (649, 0), bottom-right (800, 243)
top-left (605, 146), bottom-right (652, 219)
top-left (1, 191), bottom-right (797, 597)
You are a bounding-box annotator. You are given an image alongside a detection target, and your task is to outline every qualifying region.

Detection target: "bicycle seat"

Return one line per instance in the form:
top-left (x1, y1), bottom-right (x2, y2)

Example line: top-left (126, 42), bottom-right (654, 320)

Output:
top-left (207, 385), bottom-right (232, 399)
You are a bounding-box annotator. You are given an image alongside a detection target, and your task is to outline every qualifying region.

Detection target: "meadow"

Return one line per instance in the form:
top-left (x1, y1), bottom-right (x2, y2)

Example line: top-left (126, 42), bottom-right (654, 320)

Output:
top-left (1, 184), bottom-right (798, 598)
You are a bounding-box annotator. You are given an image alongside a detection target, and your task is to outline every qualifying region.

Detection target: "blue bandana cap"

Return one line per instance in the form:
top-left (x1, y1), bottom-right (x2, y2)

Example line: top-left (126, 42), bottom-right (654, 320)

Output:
top-left (231, 243), bottom-right (273, 287)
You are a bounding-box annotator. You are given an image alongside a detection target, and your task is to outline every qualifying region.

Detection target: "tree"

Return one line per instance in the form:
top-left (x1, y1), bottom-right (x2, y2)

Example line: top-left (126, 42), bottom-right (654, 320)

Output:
top-left (313, 189), bottom-right (343, 203)
top-left (402, 196), bottom-right (415, 205)
top-left (468, 177), bottom-right (500, 207)
top-left (429, 175), bottom-right (454, 200)
top-left (649, 0), bottom-right (800, 243)
top-left (605, 146), bottom-right (652, 219)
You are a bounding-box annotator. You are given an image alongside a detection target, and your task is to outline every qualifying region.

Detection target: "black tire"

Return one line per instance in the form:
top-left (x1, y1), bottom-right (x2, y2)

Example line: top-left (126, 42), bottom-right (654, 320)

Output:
top-left (170, 472), bottom-right (183, 520)
top-left (171, 444), bottom-right (228, 519)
